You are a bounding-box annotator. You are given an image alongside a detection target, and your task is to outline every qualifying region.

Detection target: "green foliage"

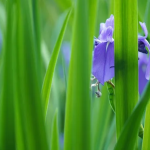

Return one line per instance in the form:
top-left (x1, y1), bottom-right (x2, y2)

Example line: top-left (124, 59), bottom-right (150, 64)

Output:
top-left (115, 82), bottom-right (150, 150)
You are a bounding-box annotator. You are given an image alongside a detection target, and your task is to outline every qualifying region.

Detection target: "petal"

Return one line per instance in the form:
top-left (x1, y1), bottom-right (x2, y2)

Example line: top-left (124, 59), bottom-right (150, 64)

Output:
top-left (99, 26), bottom-right (114, 42)
top-left (92, 42), bottom-right (107, 84)
top-left (139, 62), bottom-right (148, 95)
top-left (138, 53), bottom-right (149, 94)
top-left (105, 14), bottom-right (114, 29)
top-left (146, 55), bottom-right (150, 80)
top-left (138, 41), bottom-right (148, 54)
top-left (99, 23), bottom-right (105, 34)
top-left (104, 43), bottom-right (114, 82)
top-left (108, 42), bottom-right (114, 68)
top-left (138, 22), bottom-right (148, 39)
top-left (138, 52), bottom-right (149, 65)
top-left (138, 38), bottom-right (150, 52)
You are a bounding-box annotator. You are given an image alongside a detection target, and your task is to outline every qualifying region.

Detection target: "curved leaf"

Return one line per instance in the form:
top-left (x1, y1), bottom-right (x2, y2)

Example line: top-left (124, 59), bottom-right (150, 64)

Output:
top-left (42, 9), bottom-right (71, 116)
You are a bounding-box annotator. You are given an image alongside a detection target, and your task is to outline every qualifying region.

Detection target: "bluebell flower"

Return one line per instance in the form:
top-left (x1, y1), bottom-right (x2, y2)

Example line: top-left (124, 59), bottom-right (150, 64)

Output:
top-left (92, 15), bottom-right (114, 85)
top-left (138, 22), bottom-right (150, 80)
top-left (92, 15), bottom-right (150, 88)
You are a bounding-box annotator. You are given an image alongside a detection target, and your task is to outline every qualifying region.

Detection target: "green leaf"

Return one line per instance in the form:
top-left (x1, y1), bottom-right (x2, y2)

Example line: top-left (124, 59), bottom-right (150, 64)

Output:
top-left (51, 109), bottom-right (59, 150)
top-left (142, 100), bottom-right (150, 149)
top-left (114, 0), bottom-right (138, 138)
top-left (42, 9), bottom-right (71, 116)
top-left (64, 0), bottom-right (98, 150)
top-left (0, 1), bottom-right (16, 149)
top-left (114, 81), bottom-right (150, 150)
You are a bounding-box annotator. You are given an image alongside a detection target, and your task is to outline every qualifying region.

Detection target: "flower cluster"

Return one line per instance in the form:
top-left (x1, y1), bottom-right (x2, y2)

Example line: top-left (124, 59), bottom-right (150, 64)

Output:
top-left (92, 15), bottom-right (150, 94)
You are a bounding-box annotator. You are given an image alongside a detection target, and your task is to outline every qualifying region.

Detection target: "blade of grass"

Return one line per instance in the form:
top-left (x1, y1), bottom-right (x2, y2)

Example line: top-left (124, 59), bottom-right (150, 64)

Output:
top-left (0, 1), bottom-right (16, 149)
top-left (114, 81), bottom-right (150, 150)
top-left (51, 109), bottom-right (59, 150)
top-left (32, 0), bottom-right (42, 86)
top-left (64, 0), bottom-right (98, 150)
top-left (42, 9), bottom-right (71, 116)
top-left (142, 101), bottom-right (150, 149)
top-left (114, 0), bottom-right (138, 138)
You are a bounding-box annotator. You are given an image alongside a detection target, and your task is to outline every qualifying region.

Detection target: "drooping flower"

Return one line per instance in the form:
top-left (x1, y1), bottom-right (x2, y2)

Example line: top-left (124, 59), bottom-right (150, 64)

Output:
top-left (138, 22), bottom-right (150, 80)
top-left (92, 15), bottom-right (114, 85)
top-left (92, 15), bottom-right (150, 88)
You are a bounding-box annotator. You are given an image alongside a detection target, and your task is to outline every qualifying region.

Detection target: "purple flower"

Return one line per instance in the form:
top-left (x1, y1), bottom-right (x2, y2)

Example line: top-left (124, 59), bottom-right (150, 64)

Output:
top-left (92, 15), bottom-right (150, 91)
top-left (92, 15), bottom-right (114, 85)
top-left (138, 22), bottom-right (150, 80)
top-left (138, 52), bottom-right (149, 95)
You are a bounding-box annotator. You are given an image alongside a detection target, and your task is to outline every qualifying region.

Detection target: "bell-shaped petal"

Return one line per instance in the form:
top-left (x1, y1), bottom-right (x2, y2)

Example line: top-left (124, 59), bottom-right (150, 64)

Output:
top-left (105, 14), bottom-right (114, 29)
top-left (99, 15), bottom-right (114, 35)
top-left (138, 53), bottom-right (149, 95)
top-left (104, 42), bottom-right (114, 82)
top-left (92, 42), bottom-right (107, 85)
top-left (99, 23), bottom-right (106, 34)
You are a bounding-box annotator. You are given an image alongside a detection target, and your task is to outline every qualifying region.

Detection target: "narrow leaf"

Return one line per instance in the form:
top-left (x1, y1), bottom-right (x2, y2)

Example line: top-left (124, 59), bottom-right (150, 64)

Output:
top-left (51, 109), bottom-right (59, 150)
top-left (114, 82), bottom-right (150, 150)
top-left (42, 9), bottom-right (71, 116)
top-left (64, 0), bottom-right (98, 150)
top-left (142, 100), bottom-right (150, 149)
top-left (114, 0), bottom-right (138, 138)
top-left (0, 1), bottom-right (16, 149)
